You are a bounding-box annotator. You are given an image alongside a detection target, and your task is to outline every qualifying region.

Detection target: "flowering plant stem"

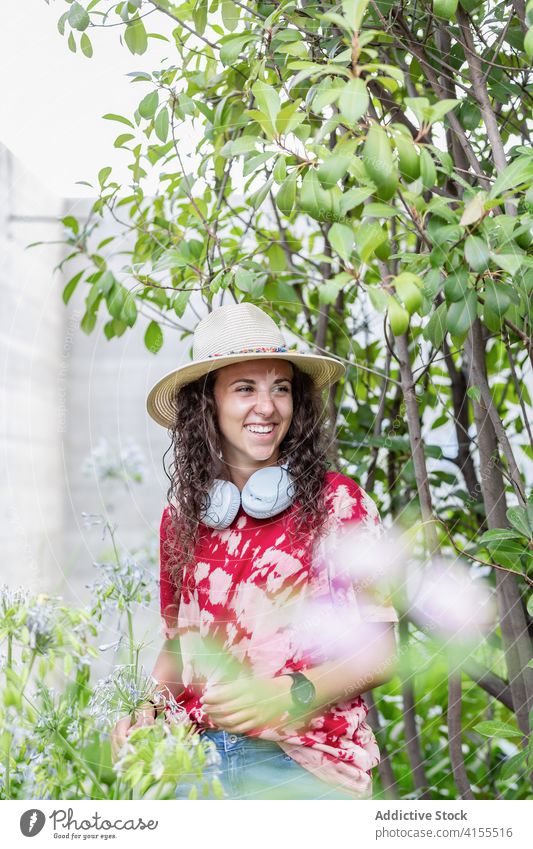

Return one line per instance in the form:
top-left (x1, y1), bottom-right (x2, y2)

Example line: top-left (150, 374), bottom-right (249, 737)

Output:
top-left (4, 633), bottom-right (13, 799)
top-left (52, 730), bottom-right (107, 799)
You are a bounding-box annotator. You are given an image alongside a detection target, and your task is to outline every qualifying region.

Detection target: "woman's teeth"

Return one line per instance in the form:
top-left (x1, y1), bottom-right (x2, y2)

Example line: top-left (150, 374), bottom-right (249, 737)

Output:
top-left (245, 424), bottom-right (275, 433)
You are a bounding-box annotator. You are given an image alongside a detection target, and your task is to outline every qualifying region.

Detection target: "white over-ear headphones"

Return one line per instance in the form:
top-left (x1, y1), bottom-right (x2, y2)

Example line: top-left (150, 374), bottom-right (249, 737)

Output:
top-left (200, 465), bottom-right (296, 529)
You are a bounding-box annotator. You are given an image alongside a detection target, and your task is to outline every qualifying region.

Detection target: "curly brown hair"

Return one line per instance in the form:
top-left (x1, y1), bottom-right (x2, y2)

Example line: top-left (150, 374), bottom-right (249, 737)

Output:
top-left (162, 363), bottom-right (333, 608)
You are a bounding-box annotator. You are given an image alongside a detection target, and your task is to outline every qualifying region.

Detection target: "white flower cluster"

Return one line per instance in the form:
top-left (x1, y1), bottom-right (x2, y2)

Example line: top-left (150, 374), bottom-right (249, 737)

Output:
top-left (81, 437), bottom-right (146, 486)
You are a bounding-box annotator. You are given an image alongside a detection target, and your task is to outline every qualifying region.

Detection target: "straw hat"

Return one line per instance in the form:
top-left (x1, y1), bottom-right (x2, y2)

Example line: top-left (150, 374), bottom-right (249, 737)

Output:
top-left (146, 302), bottom-right (345, 428)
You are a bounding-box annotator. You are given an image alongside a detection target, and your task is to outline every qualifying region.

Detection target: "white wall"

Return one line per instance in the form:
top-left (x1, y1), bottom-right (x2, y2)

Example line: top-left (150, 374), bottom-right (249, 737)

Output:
top-left (0, 143), bottom-right (66, 591)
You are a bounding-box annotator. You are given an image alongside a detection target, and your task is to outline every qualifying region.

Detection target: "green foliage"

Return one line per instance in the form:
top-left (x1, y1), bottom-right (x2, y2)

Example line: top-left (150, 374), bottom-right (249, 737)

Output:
top-left (44, 0), bottom-right (533, 801)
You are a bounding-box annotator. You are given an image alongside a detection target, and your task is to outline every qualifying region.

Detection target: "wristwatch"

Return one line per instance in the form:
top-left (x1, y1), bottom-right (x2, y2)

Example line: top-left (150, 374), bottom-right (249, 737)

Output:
top-left (285, 672), bottom-right (316, 717)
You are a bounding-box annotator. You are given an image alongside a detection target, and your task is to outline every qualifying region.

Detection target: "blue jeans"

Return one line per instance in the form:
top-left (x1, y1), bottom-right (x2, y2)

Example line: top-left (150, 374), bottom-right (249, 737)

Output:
top-left (174, 729), bottom-right (355, 800)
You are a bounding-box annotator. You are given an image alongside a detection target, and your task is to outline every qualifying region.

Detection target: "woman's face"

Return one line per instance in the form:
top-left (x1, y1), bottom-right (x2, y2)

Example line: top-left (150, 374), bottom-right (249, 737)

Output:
top-left (213, 358), bottom-right (294, 473)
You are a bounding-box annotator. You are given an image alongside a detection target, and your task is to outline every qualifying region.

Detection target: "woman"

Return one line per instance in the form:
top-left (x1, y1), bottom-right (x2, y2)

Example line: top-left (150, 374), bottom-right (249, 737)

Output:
top-left (112, 302), bottom-right (398, 799)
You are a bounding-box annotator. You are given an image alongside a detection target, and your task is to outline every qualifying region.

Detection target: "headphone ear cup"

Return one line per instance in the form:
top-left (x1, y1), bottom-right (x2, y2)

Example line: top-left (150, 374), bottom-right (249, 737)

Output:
top-left (241, 466), bottom-right (296, 520)
top-left (200, 480), bottom-right (241, 528)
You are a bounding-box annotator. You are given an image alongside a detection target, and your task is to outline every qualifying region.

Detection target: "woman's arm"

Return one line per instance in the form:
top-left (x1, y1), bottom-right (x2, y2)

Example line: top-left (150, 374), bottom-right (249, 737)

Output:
top-left (144, 637), bottom-right (184, 711)
top-left (201, 623), bottom-right (397, 733)
top-left (292, 621), bottom-right (397, 711)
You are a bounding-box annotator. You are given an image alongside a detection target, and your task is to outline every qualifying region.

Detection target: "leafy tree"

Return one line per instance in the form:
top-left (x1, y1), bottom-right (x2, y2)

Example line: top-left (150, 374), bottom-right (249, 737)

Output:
top-left (45, 0), bottom-right (532, 799)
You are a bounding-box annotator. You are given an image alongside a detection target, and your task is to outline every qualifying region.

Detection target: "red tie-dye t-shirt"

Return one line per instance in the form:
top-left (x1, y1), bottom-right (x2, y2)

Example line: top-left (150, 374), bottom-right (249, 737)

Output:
top-left (159, 471), bottom-right (398, 798)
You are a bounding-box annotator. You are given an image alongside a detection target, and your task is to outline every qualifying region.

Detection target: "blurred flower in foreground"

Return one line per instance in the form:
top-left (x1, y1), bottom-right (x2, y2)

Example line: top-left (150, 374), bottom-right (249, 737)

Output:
top-left (315, 521), bottom-right (411, 594)
top-left (81, 437), bottom-right (146, 486)
top-left (114, 717), bottom-right (223, 800)
top-left (406, 557), bottom-right (496, 641)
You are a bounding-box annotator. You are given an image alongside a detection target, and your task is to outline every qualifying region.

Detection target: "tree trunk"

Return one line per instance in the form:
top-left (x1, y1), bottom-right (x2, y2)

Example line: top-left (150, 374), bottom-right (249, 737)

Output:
top-left (464, 319), bottom-right (533, 735)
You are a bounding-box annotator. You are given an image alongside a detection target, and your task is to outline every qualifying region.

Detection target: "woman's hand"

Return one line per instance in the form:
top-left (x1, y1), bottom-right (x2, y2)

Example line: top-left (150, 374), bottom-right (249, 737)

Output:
top-left (200, 675), bottom-right (292, 734)
top-left (110, 705), bottom-right (157, 763)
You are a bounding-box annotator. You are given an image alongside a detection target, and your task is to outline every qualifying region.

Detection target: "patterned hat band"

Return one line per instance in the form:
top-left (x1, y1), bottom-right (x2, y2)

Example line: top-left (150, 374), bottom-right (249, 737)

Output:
top-left (207, 345), bottom-right (288, 359)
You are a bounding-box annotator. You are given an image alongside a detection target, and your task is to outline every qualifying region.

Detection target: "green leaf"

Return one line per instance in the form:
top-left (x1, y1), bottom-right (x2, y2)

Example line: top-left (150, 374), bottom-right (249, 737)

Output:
top-left (339, 186), bottom-right (375, 215)
top-left (460, 192), bottom-right (486, 226)
top-left (319, 273), bottom-right (350, 305)
top-left (489, 156), bottom-right (533, 199)
top-left (62, 271), bottom-right (84, 305)
top-left (273, 156), bottom-right (287, 184)
top-left (144, 320), bottom-right (164, 354)
top-left (103, 113), bottom-right (135, 129)
top-left (338, 78), bottom-right (369, 125)
top-left (251, 81), bottom-right (280, 132)
top-left (328, 223), bottom-right (354, 262)
top-left (139, 91), bottom-right (159, 120)
top-left (68, 2), bottom-right (90, 31)
top-left (275, 171), bottom-right (297, 217)
top-left (219, 33), bottom-right (254, 66)
top-left (444, 269), bottom-right (469, 303)
top-left (154, 107), bottom-right (169, 142)
top-left (221, 136), bottom-right (258, 158)
top-left (479, 528), bottom-right (523, 544)
top-left (124, 16), bottom-right (148, 55)
top-left (341, 0), bottom-right (370, 31)
top-left (317, 154), bottom-right (352, 190)
top-left (446, 290), bottom-right (477, 336)
top-left (249, 175), bottom-right (274, 210)
top-left (173, 290), bottom-right (190, 318)
top-left (464, 235), bottom-right (490, 272)
top-left (507, 506), bottom-right (532, 538)
top-left (475, 720), bottom-right (523, 739)
top-left (354, 219), bottom-right (387, 263)
top-left (121, 293), bottom-right (138, 328)
top-left (484, 280), bottom-right (512, 316)
top-left (192, 0), bottom-right (207, 36)
top-left (98, 167), bottom-right (112, 187)
top-left (221, 0), bottom-right (240, 31)
top-left (491, 253), bottom-right (523, 276)
top-left (80, 33), bottom-right (93, 58)
top-left (500, 751), bottom-right (529, 781)
top-left (80, 310), bottom-right (97, 335)
top-left (114, 133), bottom-right (135, 148)
top-left (423, 302), bottom-right (447, 347)
top-left (467, 385), bottom-right (481, 403)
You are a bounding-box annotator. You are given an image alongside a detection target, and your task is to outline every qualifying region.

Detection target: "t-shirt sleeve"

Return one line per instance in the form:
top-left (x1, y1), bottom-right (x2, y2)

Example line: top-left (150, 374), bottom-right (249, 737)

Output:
top-left (159, 507), bottom-right (180, 639)
top-left (323, 474), bottom-right (399, 624)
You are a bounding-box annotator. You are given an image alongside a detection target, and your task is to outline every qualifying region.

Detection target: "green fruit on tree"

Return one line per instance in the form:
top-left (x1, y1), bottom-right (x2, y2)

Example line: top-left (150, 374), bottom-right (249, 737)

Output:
top-left (387, 296), bottom-right (410, 335)
top-left (394, 272), bottom-right (424, 315)
top-left (459, 0), bottom-right (482, 10)
top-left (395, 133), bottom-right (420, 182)
top-left (433, 0), bottom-right (459, 18)
top-left (363, 124), bottom-right (398, 201)
top-left (375, 234), bottom-right (391, 261)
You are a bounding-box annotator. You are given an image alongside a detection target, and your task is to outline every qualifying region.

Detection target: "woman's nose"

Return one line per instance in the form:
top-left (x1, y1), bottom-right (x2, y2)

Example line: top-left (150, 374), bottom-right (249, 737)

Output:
top-left (253, 391), bottom-right (276, 416)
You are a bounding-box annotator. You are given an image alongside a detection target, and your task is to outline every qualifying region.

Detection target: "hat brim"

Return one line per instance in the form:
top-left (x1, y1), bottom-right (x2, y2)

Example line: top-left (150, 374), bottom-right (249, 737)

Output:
top-left (146, 351), bottom-right (346, 429)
